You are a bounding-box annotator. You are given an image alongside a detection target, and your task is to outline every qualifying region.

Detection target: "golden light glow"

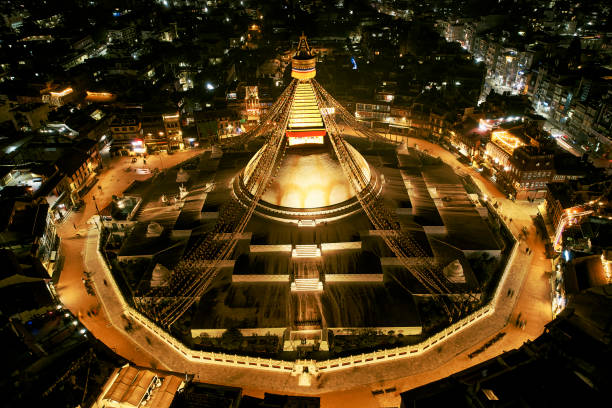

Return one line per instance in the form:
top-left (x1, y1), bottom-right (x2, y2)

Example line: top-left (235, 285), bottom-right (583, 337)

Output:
top-left (491, 130), bottom-right (524, 154)
top-left (286, 82), bottom-right (325, 146)
top-left (50, 87), bottom-right (73, 97)
top-left (254, 151), bottom-right (353, 208)
top-left (243, 144), bottom-right (371, 209)
top-left (602, 254), bottom-right (611, 283)
top-left (86, 91), bottom-right (113, 97)
top-left (288, 136), bottom-right (324, 146)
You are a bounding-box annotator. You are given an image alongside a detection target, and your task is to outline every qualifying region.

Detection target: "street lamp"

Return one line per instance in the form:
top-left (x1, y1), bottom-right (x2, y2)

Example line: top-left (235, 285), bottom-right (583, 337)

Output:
top-left (92, 194), bottom-right (103, 231)
top-left (158, 152), bottom-right (165, 172)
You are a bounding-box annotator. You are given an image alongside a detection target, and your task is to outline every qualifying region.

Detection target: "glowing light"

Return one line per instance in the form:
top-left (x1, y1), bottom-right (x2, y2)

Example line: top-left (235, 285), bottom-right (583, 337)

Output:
top-left (50, 87), bottom-right (73, 97)
top-left (491, 130), bottom-right (524, 153)
top-left (287, 136), bottom-right (324, 146)
top-left (86, 91), bottom-right (114, 101)
top-left (206, 83), bottom-right (215, 90)
top-left (563, 250), bottom-right (571, 262)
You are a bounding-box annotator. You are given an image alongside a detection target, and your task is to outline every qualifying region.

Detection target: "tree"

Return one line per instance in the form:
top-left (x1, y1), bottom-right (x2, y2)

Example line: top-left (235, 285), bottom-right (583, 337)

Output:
top-left (221, 327), bottom-right (243, 350)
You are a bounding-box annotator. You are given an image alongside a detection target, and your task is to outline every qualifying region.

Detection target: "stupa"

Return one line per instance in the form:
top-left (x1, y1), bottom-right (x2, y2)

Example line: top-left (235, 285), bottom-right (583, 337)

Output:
top-left (234, 34), bottom-right (380, 223)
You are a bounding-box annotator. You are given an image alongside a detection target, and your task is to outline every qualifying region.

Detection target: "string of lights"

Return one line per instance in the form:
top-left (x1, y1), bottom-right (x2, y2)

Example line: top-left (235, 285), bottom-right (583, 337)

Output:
top-left (143, 81), bottom-right (297, 328)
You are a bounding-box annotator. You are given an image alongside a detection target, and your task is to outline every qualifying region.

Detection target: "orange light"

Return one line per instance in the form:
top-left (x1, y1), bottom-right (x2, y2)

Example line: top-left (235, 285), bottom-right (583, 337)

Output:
top-left (86, 91), bottom-right (112, 97)
top-left (491, 130), bottom-right (524, 153)
top-left (50, 87), bottom-right (73, 97)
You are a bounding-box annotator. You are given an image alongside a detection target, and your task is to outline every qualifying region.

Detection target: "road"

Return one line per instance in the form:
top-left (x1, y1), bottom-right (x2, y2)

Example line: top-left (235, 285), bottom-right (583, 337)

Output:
top-left (55, 140), bottom-right (552, 407)
top-left (55, 149), bottom-right (204, 369)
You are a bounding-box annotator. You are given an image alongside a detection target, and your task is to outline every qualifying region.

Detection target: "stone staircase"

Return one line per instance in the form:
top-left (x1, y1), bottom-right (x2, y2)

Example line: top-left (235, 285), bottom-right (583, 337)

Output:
top-left (292, 278), bottom-right (323, 292)
top-left (291, 254), bottom-right (323, 292)
top-left (292, 244), bottom-right (321, 258)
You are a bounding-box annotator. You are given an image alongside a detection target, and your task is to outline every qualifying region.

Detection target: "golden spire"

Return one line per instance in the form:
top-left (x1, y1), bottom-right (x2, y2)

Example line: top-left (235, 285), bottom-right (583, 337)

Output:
top-left (295, 32), bottom-right (313, 58)
top-left (292, 34), bottom-right (316, 79)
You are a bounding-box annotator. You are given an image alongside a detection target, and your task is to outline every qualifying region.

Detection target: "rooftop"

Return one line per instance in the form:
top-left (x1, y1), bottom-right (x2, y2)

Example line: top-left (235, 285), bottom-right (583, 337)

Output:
top-left (101, 365), bottom-right (184, 408)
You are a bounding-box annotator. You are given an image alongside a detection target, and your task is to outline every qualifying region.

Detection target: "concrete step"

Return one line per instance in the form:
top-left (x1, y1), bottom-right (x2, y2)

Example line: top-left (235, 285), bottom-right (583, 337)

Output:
top-left (292, 244), bottom-right (321, 258)
top-left (291, 278), bottom-right (323, 292)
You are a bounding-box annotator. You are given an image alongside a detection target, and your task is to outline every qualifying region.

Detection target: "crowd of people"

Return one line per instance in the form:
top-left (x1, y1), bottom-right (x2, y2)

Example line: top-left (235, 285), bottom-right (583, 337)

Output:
top-left (468, 332), bottom-right (506, 359)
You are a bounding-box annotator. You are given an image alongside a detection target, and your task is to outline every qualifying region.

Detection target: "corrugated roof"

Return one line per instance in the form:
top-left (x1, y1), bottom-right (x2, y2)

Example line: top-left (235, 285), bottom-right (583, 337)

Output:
top-left (104, 365), bottom-right (139, 403)
top-left (124, 369), bottom-right (155, 406)
top-left (102, 366), bottom-right (182, 408)
top-left (148, 375), bottom-right (183, 408)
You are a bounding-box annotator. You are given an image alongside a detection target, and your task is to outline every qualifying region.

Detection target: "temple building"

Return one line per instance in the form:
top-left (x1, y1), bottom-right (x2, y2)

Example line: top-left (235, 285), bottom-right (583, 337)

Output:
top-left (113, 36), bottom-right (505, 354)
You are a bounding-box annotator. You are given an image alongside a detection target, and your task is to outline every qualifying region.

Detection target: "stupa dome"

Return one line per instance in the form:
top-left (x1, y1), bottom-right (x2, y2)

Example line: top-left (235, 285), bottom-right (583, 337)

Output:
top-left (235, 142), bottom-right (378, 223)
top-left (443, 259), bottom-right (467, 284)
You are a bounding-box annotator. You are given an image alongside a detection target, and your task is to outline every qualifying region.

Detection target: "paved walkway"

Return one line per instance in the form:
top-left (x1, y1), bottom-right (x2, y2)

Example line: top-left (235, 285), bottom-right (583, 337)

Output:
top-left (55, 149), bottom-right (205, 369)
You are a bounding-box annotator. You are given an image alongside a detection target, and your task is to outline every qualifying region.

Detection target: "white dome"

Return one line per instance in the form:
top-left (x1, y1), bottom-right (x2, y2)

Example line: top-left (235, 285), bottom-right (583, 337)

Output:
top-left (243, 143), bottom-right (370, 209)
top-left (150, 263), bottom-right (170, 287)
top-left (443, 259), bottom-right (466, 284)
top-left (146, 222), bottom-right (163, 238)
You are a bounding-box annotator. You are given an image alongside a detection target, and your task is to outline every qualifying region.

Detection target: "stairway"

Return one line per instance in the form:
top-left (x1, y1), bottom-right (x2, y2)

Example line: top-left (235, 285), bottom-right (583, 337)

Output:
top-left (291, 256), bottom-right (323, 292)
top-left (292, 278), bottom-right (323, 292)
top-left (292, 244), bottom-right (321, 258)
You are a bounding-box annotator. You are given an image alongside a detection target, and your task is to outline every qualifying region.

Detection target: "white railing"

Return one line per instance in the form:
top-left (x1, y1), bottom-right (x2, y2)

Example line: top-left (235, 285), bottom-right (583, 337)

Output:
top-left (315, 226), bottom-right (518, 373)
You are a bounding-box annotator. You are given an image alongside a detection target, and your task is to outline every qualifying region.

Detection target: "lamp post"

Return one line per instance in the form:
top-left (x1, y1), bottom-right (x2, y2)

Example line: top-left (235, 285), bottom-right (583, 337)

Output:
top-left (92, 194), bottom-right (102, 231)
top-left (158, 151), bottom-right (165, 172)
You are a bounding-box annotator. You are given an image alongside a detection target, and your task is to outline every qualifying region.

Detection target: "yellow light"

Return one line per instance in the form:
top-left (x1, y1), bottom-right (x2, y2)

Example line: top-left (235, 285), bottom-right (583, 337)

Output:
top-left (287, 136), bottom-right (324, 146)
top-left (50, 87), bottom-right (73, 97)
top-left (491, 130), bottom-right (524, 153)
